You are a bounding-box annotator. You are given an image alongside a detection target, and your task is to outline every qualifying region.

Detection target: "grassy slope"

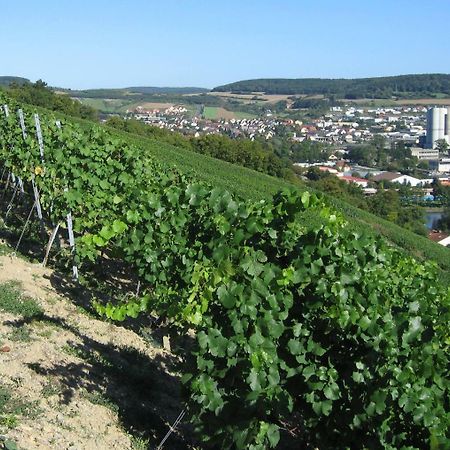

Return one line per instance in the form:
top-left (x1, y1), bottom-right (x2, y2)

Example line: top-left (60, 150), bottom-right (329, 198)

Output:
top-left (28, 106), bottom-right (450, 284)
top-left (109, 129), bottom-right (450, 282)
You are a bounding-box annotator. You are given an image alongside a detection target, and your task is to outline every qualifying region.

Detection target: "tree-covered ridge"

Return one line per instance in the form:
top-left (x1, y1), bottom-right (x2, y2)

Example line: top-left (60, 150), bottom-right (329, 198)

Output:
top-left (1, 80), bottom-right (98, 120)
top-left (62, 86), bottom-right (209, 97)
top-left (0, 76), bottom-right (30, 87)
top-left (213, 74), bottom-right (450, 98)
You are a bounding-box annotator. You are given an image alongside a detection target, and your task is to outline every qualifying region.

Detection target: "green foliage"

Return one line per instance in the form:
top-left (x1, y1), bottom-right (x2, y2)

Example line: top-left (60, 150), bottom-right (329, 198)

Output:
top-left (0, 282), bottom-right (43, 319)
top-left (0, 94), bottom-right (449, 449)
top-left (437, 208), bottom-right (450, 232)
top-left (290, 140), bottom-right (332, 163)
top-left (106, 117), bottom-right (292, 179)
top-left (182, 190), bottom-right (449, 449)
top-left (213, 74), bottom-right (450, 98)
top-left (7, 80), bottom-right (98, 120)
top-left (291, 97), bottom-right (330, 110)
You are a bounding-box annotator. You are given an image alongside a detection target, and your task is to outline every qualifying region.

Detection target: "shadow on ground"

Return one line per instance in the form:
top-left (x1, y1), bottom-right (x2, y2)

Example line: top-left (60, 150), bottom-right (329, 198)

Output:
top-left (0, 199), bottom-right (198, 448)
top-left (6, 311), bottom-right (198, 449)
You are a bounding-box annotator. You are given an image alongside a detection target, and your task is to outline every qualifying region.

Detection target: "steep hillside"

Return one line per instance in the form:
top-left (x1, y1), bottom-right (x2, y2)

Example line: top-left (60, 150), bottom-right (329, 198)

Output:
top-left (0, 250), bottom-right (192, 449)
top-left (0, 97), bottom-right (448, 449)
top-left (3, 102), bottom-right (450, 283)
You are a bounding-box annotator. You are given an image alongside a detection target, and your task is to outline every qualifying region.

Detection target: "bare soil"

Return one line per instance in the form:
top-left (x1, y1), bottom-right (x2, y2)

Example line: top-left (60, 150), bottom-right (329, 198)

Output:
top-left (0, 253), bottom-right (193, 450)
top-left (136, 102), bottom-right (175, 110)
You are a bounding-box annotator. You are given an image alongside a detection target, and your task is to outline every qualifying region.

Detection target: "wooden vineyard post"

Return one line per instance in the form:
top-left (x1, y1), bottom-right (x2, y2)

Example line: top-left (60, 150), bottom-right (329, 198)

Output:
top-left (34, 113), bottom-right (45, 162)
top-left (1, 105), bottom-right (24, 209)
top-left (13, 109), bottom-right (47, 253)
top-left (17, 109), bottom-right (46, 229)
top-left (42, 222), bottom-right (60, 267)
top-left (33, 113), bottom-right (59, 259)
top-left (66, 211), bottom-right (78, 280)
top-left (54, 120), bottom-right (79, 280)
top-left (34, 114), bottom-right (61, 270)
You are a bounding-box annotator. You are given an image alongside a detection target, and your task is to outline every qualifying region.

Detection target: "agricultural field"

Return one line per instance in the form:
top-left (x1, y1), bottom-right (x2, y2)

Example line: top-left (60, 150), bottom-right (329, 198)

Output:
top-left (209, 91), bottom-right (293, 103)
top-left (342, 97), bottom-right (450, 107)
top-left (202, 106), bottom-right (256, 120)
top-left (75, 97), bottom-right (136, 113)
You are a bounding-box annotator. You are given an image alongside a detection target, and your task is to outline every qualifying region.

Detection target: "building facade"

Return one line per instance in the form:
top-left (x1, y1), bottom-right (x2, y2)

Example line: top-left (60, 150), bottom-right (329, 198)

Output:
top-left (425, 107), bottom-right (450, 149)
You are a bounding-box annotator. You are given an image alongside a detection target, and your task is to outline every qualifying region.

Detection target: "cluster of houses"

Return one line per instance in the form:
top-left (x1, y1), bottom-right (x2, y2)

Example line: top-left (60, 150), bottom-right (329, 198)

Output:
top-left (295, 158), bottom-right (450, 246)
top-left (294, 105), bottom-right (428, 146)
top-left (127, 106), bottom-right (284, 139)
top-left (296, 159), bottom-right (446, 190)
top-left (126, 103), bottom-right (438, 151)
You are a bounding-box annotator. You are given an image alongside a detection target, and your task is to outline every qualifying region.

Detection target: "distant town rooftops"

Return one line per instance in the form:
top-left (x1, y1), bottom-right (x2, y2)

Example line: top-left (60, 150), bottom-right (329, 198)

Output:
top-left (371, 172), bottom-right (402, 182)
top-left (428, 230), bottom-right (450, 247)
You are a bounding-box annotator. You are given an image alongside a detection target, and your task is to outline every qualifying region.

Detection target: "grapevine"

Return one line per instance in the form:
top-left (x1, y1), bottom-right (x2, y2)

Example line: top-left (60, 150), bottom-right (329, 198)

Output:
top-left (0, 94), bottom-right (448, 449)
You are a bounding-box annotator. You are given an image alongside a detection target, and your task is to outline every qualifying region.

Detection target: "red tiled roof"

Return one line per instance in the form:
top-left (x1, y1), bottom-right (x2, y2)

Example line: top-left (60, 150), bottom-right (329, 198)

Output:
top-left (429, 230), bottom-right (449, 242)
top-left (341, 176), bottom-right (367, 183)
top-left (371, 172), bottom-right (401, 182)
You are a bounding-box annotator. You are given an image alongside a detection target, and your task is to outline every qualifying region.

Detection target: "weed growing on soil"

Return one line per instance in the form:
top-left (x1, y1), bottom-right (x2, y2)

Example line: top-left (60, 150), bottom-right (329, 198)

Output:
top-left (41, 380), bottom-right (62, 398)
top-left (0, 282), bottom-right (43, 319)
top-left (0, 383), bottom-right (41, 431)
top-left (0, 242), bottom-right (12, 256)
top-left (130, 435), bottom-right (150, 450)
top-left (81, 389), bottom-right (119, 414)
top-left (7, 326), bottom-right (32, 343)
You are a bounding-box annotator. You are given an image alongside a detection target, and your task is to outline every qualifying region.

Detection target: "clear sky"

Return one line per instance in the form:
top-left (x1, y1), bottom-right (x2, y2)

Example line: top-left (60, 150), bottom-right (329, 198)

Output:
top-left (1, 0), bottom-right (449, 89)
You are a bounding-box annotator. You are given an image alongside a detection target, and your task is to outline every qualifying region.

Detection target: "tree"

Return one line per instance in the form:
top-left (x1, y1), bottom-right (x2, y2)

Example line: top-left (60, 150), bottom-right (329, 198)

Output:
top-left (305, 167), bottom-right (329, 181)
top-left (417, 160), bottom-right (430, 170)
top-left (347, 145), bottom-right (377, 166)
top-left (290, 141), bottom-right (332, 163)
top-left (435, 138), bottom-right (449, 154)
top-left (431, 178), bottom-right (450, 205)
top-left (437, 207), bottom-right (450, 232)
top-left (368, 190), bottom-right (400, 222)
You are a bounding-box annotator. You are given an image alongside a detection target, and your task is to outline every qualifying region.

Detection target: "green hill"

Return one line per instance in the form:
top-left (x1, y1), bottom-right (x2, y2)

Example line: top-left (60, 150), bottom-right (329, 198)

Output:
top-left (103, 128), bottom-right (450, 284)
top-left (213, 74), bottom-right (450, 98)
top-left (61, 86), bottom-right (209, 98)
top-left (0, 76), bottom-right (30, 86)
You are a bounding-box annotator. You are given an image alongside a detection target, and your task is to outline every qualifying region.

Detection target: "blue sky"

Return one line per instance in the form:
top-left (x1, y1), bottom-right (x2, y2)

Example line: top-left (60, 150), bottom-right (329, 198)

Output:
top-left (1, 0), bottom-right (449, 89)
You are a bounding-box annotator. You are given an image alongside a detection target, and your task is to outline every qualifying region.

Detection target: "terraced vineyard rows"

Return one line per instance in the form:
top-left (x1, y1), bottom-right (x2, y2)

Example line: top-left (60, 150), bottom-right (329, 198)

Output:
top-left (0, 95), bottom-right (448, 449)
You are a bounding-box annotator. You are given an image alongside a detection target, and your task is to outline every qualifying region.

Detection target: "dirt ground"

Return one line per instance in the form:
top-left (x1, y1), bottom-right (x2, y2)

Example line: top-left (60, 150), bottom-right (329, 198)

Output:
top-left (0, 252), bottom-right (192, 450)
top-left (136, 102), bottom-right (175, 110)
top-left (210, 92), bottom-right (293, 104)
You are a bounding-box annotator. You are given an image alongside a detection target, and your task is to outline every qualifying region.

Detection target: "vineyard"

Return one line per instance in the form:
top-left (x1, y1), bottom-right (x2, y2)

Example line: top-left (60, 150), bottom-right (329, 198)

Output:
top-left (0, 93), bottom-right (449, 449)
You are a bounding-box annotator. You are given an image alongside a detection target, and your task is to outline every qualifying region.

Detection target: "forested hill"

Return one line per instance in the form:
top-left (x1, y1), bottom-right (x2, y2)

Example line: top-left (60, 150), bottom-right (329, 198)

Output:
top-left (0, 76), bottom-right (30, 86)
top-left (61, 86), bottom-right (209, 98)
top-left (212, 74), bottom-right (450, 98)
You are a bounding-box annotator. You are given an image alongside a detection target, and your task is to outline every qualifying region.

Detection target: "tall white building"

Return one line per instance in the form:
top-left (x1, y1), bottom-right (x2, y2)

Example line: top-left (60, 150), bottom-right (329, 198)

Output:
top-left (425, 107), bottom-right (450, 149)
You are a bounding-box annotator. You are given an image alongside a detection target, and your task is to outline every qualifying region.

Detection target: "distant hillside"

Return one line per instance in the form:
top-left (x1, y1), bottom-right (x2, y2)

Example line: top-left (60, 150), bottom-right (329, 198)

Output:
top-left (0, 76), bottom-right (30, 87)
top-left (127, 86), bottom-right (209, 94)
top-left (212, 74), bottom-right (450, 98)
top-left (63, 86), bottom-right (209, 98)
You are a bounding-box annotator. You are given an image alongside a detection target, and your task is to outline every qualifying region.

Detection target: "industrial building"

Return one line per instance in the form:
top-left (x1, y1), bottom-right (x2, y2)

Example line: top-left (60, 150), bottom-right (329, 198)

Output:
top-left (425, 107), bottom-right (450, 148)
top-left (411, 147), bottom-right (440, 160)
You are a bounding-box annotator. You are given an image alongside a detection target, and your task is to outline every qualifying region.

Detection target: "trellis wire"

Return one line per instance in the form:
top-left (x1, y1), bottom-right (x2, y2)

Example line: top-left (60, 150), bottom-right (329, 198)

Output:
top-left (156, 408), bottom-right (186, 450)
